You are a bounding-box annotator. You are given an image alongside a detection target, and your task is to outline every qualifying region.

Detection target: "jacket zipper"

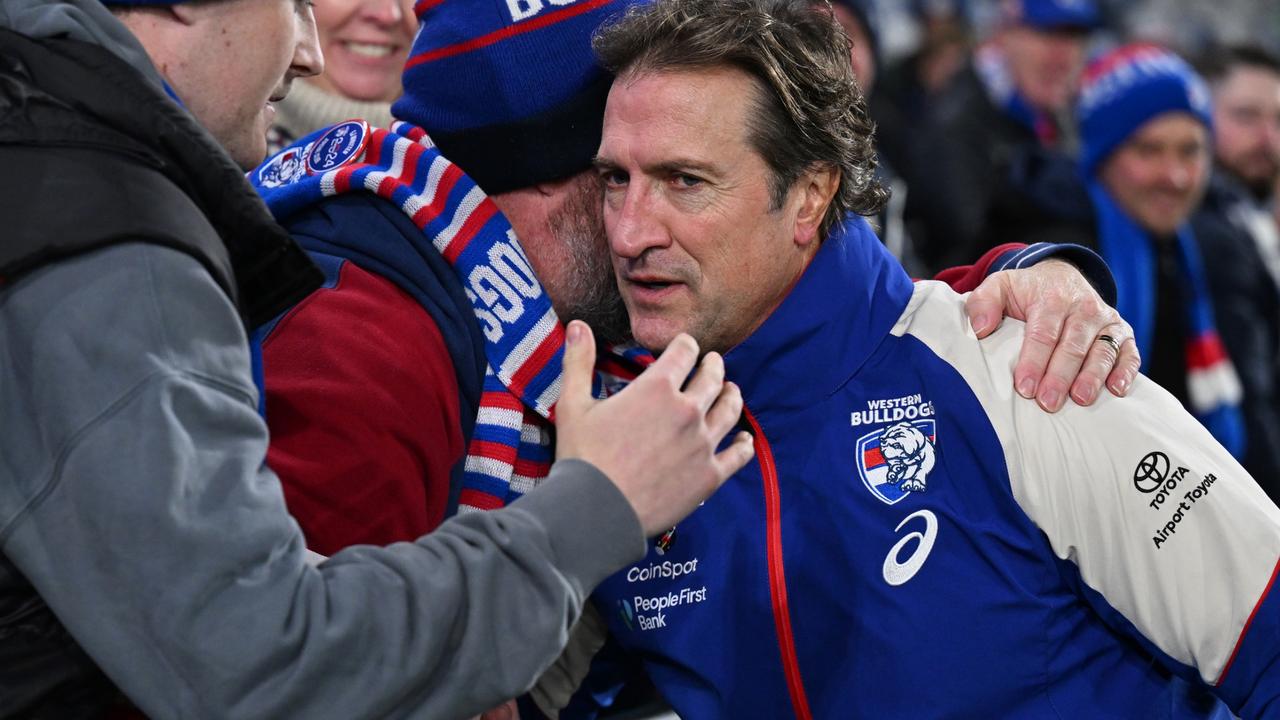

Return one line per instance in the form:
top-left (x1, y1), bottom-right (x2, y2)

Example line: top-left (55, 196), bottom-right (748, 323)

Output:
top-left (743, 406), bottom-right (813, 720)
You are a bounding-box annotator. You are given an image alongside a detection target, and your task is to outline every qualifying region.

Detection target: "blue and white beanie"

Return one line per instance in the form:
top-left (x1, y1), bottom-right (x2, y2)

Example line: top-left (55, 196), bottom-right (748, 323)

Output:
top-left (1077, 43), bottom-right (1213, 177)
top-left (394, 0), bottom-right (642, 195)
top-left (1007, 0), bottom-right (1100, 31)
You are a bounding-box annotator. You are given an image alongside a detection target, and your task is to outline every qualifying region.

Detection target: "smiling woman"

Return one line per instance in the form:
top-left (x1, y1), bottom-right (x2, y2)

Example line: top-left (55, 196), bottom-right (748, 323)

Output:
top-left (268, 0), bottom-right (417, 152)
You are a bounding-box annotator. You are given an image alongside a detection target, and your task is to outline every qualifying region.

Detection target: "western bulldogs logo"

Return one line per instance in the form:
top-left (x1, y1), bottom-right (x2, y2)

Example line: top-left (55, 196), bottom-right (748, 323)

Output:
top-left (255, 146), bottom-right (308, 188)
top-left (857, 420), bottom-right (937, 505)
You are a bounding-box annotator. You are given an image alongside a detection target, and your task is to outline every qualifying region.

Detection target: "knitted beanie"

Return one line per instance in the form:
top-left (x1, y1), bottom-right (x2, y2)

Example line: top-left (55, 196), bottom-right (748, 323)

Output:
top-left (1077, 43), bottom-right (1213, 177)
top-left (98, 1), bottom-right (187, 4)
top-left (1008, 0), bottom-right (1100, 31)
top-left (392, 0), bottom-right (636, 195)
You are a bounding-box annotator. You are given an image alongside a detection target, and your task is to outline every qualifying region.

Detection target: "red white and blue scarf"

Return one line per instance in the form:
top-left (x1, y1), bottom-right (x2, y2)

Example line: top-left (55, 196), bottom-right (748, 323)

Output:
top-left (1088, 181), bottom-right (1246, 456)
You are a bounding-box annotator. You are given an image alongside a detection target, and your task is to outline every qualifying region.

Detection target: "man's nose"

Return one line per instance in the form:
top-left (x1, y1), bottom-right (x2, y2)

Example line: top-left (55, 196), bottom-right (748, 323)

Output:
top-left (608, 185), bottom-right (671, 260)
top-left (1161, 158), bottom-right (1193, 190)
top-left (294, 8), bottom-right (324, 80)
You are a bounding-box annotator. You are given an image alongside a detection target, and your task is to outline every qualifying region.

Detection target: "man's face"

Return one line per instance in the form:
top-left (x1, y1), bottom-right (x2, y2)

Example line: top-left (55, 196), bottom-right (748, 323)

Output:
top-left (1000, 26), bottom-right (1088, 113)
top-left (596, 66), bottom-right (821, 354)
top-left (491, 172), bottom-right (631, 344)
top-left (1099, 112), bottom-right (1211, 236)
top-left (177, 0), bottom-right (323, 168)
top-left (1212, 64), bottom-right (1280, 197)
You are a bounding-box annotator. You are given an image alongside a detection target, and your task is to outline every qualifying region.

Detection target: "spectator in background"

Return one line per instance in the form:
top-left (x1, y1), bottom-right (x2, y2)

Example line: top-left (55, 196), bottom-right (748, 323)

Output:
top-left (877, 0), bottom-right (972, 175)
top-left (1197, 46), bottom-right (1280, 285)
top-left (823, 0), bottom-right (925, 272)
top-left (1077, 43), bottom-right (1248, 461)
top-left (1191, 45), bottom-right (1280, 495)
top-left (267, 0), bottom-right (416, 153)
top-left (906, 0), bottom-right (1099, 273)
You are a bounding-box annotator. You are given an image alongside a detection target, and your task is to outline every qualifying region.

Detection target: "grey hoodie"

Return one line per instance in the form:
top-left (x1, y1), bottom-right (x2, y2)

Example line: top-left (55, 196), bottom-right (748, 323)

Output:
top-left (0, 3), bottom-right (644, 718)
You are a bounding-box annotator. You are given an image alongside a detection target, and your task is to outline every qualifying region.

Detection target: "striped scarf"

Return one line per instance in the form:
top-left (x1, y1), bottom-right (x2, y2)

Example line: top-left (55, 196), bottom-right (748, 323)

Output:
top-left (1088, 181), bottom-right (1246, 456)
top-left (251, 120), bottom-right (646, 512)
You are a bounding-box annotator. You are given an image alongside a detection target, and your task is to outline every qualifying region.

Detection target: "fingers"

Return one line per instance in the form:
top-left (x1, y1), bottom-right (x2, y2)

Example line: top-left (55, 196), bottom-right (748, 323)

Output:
top-left (1105, 324), bottom-right (1141, 397)
top-left (644, 333), bottom-right (700, 390)
top-left (1032, 302), bottom-right (1100, 411)
top-left (704, 380), bottom-right (743, 439)
top-left (556, 320), bottom-right (597, 418)
top-left (713, 431), bottom-right (756, 481)
top-left (1011, 298), bottom-right (1066, 402)
top-left (965, 274), bottom-right (1012, 339)
top-left (684, 352), bottom-right (726, 413)
top-left (1066, 321), bottom-right (1127, 406)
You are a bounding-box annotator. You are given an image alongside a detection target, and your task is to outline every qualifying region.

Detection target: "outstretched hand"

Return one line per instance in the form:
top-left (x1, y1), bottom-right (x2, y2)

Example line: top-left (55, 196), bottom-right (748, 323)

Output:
top-left (967, 259), bottom-right (1140, 412)
top-left (555, 321), bottom-right (754, 536)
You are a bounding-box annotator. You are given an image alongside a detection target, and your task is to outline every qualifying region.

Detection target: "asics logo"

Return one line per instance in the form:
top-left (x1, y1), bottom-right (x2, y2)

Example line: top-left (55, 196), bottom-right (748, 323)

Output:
top-left (882, 510), bottom-right (938, 586)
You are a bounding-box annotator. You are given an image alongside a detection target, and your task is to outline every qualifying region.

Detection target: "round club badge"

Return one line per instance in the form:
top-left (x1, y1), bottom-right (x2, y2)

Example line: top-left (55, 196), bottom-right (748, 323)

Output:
top-left (305, 120), bottom-right (370, 175)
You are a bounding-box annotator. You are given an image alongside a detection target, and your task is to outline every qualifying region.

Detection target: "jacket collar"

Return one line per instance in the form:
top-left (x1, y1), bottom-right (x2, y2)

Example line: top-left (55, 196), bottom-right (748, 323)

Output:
top-left (724, 217), bottom-right (915, 412)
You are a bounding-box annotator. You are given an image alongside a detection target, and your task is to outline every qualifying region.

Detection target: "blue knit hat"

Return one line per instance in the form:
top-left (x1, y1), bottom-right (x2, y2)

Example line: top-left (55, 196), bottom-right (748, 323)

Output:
top-left (1077, 43), bottom-right (1213, 177)
top-left (98, 1), bottom-right (186, 4)
top-left (1008, 0), bottom-right (1100, 31)
top-left (392, 0), bottom-right (638, 195)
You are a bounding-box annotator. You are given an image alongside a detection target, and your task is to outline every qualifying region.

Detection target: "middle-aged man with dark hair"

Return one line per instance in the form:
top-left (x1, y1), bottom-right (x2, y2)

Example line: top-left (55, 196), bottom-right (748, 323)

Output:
top-left (569, 1), bottom-right (1280, 717)
top-left (0, 1), bottom-right (760, 718)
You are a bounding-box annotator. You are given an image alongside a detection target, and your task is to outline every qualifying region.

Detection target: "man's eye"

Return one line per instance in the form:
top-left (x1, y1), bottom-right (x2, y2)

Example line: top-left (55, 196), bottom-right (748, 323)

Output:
top-left (601, 170), bottom-right (628, 187)
top-left (673, 174), bottom-right (702, 188)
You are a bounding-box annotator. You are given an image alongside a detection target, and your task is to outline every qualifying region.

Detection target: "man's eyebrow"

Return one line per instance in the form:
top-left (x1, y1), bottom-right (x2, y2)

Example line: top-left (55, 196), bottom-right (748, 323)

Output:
top-left (592, 155), bottom-right (622, 172)
top-left (592, 155), bottom-right (723, 177)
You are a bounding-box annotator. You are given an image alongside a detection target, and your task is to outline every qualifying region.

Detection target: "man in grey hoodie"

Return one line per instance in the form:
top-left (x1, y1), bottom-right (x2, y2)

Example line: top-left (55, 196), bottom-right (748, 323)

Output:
top-left (0, 1), bottom-right (753, 718)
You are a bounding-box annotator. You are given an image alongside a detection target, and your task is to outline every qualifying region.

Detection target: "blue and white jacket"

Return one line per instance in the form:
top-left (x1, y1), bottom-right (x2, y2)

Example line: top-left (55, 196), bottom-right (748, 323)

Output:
top-left (589, 220), bottom-right (1280, 719)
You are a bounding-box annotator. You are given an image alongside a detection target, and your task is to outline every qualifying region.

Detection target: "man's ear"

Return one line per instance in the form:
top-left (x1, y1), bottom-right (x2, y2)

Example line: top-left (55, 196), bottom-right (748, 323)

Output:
top-left (792, 164), bottom-right (841, 248)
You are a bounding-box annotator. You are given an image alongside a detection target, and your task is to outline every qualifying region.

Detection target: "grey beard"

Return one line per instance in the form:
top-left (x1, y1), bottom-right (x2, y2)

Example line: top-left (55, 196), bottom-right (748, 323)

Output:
top-left (548, 179), bottom-right (632, 345)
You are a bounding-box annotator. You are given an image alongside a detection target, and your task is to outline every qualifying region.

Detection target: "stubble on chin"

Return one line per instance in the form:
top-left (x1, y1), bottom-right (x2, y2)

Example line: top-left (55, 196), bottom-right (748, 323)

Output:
top-left (549, 177), bottom-right (633, 345)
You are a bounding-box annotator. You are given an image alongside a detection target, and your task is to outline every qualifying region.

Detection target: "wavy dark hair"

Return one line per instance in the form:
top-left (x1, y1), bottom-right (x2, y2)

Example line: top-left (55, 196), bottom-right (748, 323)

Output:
top-left (593, 0), bottom-right (887, 240)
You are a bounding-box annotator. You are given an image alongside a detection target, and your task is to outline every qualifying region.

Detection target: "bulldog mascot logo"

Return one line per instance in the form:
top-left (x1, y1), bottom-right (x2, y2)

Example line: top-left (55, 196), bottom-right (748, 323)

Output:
top-left (880, 422), bottom-right (936, 492)
top-left (856, 420), bottom-right (937, 505)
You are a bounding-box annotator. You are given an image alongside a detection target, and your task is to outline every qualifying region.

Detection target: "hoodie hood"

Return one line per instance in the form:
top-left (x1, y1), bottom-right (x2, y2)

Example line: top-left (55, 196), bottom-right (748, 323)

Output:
top-left (0, 0), bottom-right (163, 89)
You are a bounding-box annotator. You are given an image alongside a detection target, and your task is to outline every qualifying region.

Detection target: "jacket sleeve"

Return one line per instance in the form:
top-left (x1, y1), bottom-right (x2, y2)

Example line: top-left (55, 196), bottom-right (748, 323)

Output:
top-left (263, 259), bottom-right (463, 554)
top-left (904, 283), bottom-right (1280, 717)
top-left (931, 241), bottom-right (1117, 305)
top-left (0, 243), bottom-right (646, 720)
